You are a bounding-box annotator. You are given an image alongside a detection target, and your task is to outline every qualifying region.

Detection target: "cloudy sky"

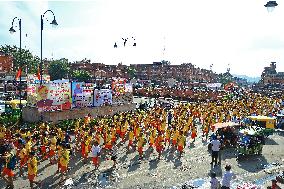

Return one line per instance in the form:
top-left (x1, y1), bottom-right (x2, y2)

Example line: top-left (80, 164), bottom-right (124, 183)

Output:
top-left (0, 0), bottom-right (284, 77)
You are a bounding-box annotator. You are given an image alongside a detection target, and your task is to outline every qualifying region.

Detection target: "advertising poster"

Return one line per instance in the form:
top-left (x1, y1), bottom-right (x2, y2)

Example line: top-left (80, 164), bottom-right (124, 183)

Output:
top-left (72, 82), bottom-right (94, 108)
top-left (26, 83), bottom-right (37, 107)
top-left (36, 81), bottom-right (71, 111)
top-left (93, 89), bottom-right (112, 107)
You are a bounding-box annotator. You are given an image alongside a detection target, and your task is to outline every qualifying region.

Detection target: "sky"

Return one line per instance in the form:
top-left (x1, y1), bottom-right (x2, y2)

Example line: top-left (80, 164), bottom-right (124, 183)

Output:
top-left (0, 0), bottom-right (284, 77)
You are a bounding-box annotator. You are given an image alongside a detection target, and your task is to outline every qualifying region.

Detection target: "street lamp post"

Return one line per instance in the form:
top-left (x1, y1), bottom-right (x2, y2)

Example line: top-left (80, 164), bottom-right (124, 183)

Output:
top-left (9, 17), bottom-right (22, 120)
top-left (40, 10), bottom-right (58, 85)
top-left (114, 37), bottom-right (136, 65)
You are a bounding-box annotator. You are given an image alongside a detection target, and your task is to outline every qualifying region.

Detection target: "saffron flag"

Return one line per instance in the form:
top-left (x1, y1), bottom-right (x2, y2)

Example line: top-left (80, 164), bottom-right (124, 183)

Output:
top-left (37, 68), bottom-right (41, 80)
top-left (15, 68), bottom-right (22, 80)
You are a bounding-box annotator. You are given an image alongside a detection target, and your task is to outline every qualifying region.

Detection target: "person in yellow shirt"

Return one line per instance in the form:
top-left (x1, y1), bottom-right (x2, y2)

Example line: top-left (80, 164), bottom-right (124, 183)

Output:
top-left (137, 134), bottom-right (145, 160)
top-left (27, 151), bottom-right (41, 189)
top-left (111, 127), bottom-right (117, 144)
top-left (165, 128), bottom-right (172, 149)
top-left (177, 131), bottom-right (186, 158)
top-left (40, 132), bottom-right (49, 160)
top-left (104, 131), bottom-right (112, 151)
top-left (59, 144), bottom-right (70, 183)
top-left (172, 128), bottom-right (179, 149)
top-left (56, 144), bottom-right (63, 174)
top-left (149, 130), bottom-right (156, 151)
top-left (19, 141), bottom-right (28, 176)
top-left (49, 134), bottom-right (57, 165)
top-left (25, 137), bottom-right (32, 154)
top-left (0, 125), bottom-right (6, 139)
top-left (127, 128), bottom-right (134, 151)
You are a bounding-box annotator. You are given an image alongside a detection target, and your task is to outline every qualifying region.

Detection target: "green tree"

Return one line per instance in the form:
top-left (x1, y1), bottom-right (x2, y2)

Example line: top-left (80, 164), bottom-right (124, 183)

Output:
top-left (0, 45), bottom-right (40, 74)
top-left (48, 58), bottom-right (70, 80)
top-left (71, 70), bottom-right (92, 82)
top-left (127, 67), bottom-right (137, 79)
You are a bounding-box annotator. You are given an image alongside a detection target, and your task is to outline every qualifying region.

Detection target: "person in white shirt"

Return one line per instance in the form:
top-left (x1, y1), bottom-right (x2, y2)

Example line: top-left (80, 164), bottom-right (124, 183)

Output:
top-left (211, 136), bottom-right (221, 166)
top-left (221, 164), bottom-right (236, 189)
top-left (91, 141), bottom-right (101, 170)
top-left (210, 172), bottom-right (220, 189)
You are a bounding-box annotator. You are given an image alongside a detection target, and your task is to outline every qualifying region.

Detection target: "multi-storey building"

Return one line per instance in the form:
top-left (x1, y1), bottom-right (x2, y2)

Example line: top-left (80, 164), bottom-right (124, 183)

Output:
top-left (260, 62), bottom-right (284, 85)
top-left (0, 51), bottom-right (13, 75)
top-left (130, 62), bottom-right (218, 83)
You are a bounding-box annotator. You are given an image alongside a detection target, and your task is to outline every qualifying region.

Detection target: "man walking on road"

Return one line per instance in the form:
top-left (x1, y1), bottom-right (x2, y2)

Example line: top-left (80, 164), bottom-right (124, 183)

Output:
top-left (210, 135), bottom-right (221, 166)
top-left (221, 164), bottom-right (236, 189)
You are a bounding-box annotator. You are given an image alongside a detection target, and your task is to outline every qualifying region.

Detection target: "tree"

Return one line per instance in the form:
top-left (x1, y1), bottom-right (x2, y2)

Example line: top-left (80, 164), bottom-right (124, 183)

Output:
top-left (48, 58), bottom-right (70, 80)
top-left (71, 70), bottom-right (92, 82)
top-left (161, 60), bottom-right (171, 65)
top-left (127, 67), bottom-right (137, 79)
top-left (0, 45), bottom-right (40, 74)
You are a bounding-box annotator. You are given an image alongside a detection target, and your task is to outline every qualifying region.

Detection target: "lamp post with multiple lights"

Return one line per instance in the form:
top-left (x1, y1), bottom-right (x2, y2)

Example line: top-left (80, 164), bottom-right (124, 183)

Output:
top-left (9, 17), bottom-right (22, 120)
top-left (40, 10), bottom-right (58, 85)
top-left (264, 1), bottom-right (278, 12)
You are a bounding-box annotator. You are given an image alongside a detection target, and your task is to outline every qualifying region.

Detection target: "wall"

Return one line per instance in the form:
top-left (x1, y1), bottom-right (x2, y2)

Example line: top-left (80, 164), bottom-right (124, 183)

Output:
top-left (22, 103), bottom-right (136, 123)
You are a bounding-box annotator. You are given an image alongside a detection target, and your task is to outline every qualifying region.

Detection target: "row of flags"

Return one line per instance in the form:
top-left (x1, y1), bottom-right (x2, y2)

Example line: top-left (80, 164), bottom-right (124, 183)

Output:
top-left (15, 67), bottom-right (41, 80)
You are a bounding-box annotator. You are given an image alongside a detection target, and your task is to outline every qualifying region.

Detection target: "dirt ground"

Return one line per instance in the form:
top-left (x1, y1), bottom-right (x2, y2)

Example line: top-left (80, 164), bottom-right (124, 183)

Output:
top-left (1, 129), bottom-right (284, 189)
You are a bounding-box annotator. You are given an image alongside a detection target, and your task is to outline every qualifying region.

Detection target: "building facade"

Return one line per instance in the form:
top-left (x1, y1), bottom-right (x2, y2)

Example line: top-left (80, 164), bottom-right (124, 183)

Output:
top-left (0, 52), bottom-right (13, 75)
top-left (261, 62), bottom-right (284, 85)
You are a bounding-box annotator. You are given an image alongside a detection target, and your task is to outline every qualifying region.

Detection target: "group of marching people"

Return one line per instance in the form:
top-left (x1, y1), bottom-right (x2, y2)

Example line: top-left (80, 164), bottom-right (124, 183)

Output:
top-left (0, 91), bottom-right (283, 189)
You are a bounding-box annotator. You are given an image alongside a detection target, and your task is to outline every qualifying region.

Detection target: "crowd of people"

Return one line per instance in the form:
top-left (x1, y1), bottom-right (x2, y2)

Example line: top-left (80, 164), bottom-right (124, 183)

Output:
top-left (0, 90), bottom-right (283, 189)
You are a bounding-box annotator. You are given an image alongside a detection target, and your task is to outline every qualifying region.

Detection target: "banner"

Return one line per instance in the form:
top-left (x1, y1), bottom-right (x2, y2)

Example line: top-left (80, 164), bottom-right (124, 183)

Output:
top-left (93, 89), bottom-right (112, 107)
top-left (36, 81), bottom-right (71, 111)
top-left (72, 82), bottom-right (94, 108)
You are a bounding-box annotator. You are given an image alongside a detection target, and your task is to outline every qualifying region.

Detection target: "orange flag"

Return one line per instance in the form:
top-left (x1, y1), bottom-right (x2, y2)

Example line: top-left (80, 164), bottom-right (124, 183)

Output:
top-left (37, 68), bottom-right (41, 80)
top-left (15, 68), bottom-right (22, 80)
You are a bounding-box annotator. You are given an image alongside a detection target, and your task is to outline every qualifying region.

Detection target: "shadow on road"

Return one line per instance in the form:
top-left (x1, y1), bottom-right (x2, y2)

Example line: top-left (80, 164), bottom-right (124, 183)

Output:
top-left (237, 155), bottom-right (268, 173)
top-left (127, 154), bottom-right (141, 172)
top-left (265, 138), bottom-right (278, 145)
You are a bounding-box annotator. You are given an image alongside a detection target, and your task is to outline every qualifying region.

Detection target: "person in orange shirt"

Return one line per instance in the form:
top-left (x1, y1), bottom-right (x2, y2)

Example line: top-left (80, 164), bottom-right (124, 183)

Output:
top-left (155, 132), bottom-right (164, 160)
top-left (111, 127), bottom-right (117, 144)
top-left (191, 126), bottom-right (197, 142)
top-left (81, 135), bottom-right (88, 164)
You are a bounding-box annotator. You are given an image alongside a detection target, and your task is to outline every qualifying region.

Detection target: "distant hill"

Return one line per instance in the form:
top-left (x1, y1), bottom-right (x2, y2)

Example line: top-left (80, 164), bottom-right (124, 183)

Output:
top-left (233, 74), bottom-right (260, 83)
